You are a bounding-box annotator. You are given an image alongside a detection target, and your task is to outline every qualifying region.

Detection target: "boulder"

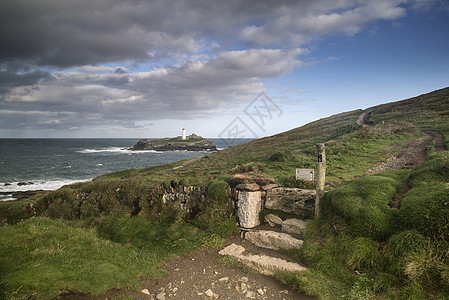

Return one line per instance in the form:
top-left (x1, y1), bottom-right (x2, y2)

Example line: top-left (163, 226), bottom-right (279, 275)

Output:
top-left (282, 218), bottom-right (307, 237)
top-left (265, 188), bottom-right (315, 217)
top-left (245, 230), bottom-right (303, 250)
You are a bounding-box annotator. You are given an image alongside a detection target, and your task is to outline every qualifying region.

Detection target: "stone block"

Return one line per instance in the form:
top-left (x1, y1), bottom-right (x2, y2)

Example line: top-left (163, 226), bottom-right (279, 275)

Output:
top-left (265, 188), bottom-right (315, 217)
top-left (282, 218), bottom-right (307, 237)
top-left (245, 230), bottom-right (303, 250)
top-left (237, 191), bottom-right (262, 228)
top-left (219, 243), bottom-right (306, 275)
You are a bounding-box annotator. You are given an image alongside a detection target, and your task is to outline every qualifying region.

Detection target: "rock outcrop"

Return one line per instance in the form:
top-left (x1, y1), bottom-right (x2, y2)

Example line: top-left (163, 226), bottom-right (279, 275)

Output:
top-left (130, 134), bottom-right (217, 152)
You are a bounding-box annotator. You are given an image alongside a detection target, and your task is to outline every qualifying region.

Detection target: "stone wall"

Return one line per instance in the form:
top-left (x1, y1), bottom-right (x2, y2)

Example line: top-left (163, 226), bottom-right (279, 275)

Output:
top-left (226, 174), bottom-right (315, 228)
top-left (158, 175), bottom-right (315, 229)
top-left (161, 184), bottom-right (207, 214)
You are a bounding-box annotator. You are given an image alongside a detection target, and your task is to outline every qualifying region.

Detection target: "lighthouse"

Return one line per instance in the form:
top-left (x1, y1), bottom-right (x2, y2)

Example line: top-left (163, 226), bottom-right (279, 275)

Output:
top-left (182, 128), bottom-right (186, 140)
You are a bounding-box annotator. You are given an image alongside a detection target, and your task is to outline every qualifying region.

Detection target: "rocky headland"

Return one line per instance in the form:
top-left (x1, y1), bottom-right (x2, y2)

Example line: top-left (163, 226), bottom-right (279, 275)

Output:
top-left (130, 133), bottom-right (217, 152)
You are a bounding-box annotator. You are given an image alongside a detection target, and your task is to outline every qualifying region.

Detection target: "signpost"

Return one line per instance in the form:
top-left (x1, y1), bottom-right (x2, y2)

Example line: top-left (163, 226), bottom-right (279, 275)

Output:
top-left (315, 143), bottom-right (326, 218)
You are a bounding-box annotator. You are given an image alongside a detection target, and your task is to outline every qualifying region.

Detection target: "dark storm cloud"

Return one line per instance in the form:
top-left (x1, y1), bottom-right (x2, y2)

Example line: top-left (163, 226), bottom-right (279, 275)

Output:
top-left (0, 0), bottom-right (413, 68)
top-left (0, 0), bottom-right (426, 133)
top-left (0, 69), bottom-right (54, 96)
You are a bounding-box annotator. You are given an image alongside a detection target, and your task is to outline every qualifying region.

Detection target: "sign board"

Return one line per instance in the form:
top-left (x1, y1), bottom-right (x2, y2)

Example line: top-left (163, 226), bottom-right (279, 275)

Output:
top-left (296, 168), bottom-right (314, 181)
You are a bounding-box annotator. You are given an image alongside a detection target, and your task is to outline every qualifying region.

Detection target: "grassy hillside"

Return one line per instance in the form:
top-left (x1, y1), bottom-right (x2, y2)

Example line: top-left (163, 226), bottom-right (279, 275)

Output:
top-left (1, 86), bottom-right (449, 299)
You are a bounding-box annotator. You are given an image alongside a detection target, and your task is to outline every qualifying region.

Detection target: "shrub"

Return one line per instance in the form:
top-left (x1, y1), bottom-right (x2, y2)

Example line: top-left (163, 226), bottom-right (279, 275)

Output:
top-left (0, 201), bottom-right (35, 225)
top-left (35, 189), bottom-right (79, 219)
top-left (96, 215), bottom-right (204, 256)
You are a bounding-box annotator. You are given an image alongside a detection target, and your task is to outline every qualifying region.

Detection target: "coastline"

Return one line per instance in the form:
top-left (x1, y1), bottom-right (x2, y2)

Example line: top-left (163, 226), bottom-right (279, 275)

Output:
top-left (0, 138), bottom-right (252, 202)
top-left (0, 179), bottom-right (92, 201)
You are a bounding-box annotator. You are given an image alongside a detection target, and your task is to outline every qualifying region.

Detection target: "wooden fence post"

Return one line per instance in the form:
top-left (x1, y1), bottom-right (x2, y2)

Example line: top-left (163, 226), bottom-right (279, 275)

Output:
top-left (315, 143), bottom-right (326, 218)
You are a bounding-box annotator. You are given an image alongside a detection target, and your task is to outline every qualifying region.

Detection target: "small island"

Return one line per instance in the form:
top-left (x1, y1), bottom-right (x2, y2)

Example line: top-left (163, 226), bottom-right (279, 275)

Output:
top-left (130, 129), bottom-right (217, 152)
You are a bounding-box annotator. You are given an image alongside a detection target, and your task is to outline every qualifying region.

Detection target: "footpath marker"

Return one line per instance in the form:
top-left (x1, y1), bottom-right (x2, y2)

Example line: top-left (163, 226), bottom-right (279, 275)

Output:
top-left (315, 143), bottom-right (326, 218)
top-left (296, 168), bottom-right (314, 181)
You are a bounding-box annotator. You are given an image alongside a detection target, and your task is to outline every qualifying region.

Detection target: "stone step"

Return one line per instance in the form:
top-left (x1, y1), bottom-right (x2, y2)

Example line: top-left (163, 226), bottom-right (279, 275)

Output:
top-left (244, 230), bottom-right (304, 250)
top-left (264, 215), bottom-right (308, 238)
top-left (219, 243), bottom-right (307, 276)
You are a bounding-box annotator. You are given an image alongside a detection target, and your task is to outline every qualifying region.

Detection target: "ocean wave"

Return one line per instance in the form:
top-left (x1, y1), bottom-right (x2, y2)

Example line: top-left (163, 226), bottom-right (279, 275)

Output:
top-left (0, 194), bottom-right (15, 201)
top-left (77, 147), bottom-right (162, 154)
top-left (0, 179), bottom-right (92, 194)
top-left (76, 147), bottom-right (215, 154)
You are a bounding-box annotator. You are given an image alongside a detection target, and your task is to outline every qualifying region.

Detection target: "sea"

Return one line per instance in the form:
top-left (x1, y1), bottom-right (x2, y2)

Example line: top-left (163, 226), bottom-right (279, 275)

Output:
top-left (0, 138), bottom-right (251, 201)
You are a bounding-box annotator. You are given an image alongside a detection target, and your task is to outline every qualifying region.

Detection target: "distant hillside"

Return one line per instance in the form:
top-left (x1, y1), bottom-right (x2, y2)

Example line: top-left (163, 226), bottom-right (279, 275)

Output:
top-left (149, 86), bottom-right (449, 187)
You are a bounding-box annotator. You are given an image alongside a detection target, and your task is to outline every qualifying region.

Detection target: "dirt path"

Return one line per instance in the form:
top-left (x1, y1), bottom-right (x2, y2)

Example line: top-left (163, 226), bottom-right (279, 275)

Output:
top-left (364, 134), bottom-right (433, 175)
top-left (425, 130), bottom-right (447, 152)
top-left (356, 110), bottom-right (371, 127)
top-left (76, 239), bottom-right (315, 300)
top-left (355, 109), bottom-right (446, 175)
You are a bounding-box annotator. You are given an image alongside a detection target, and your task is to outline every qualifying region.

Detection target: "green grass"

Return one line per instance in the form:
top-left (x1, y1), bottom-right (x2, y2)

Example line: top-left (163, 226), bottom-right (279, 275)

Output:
top-left (0, 218), bottom-right (165, 299)
top-left (0, 213), bottom-right (238, 299)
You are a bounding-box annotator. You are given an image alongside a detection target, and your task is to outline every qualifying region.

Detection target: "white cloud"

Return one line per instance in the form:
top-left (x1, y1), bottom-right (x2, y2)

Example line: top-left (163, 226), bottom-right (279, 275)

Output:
top-left (1, 48), bottom-right (303, 130)
top-left (240, 0), bottom-right (408, 45)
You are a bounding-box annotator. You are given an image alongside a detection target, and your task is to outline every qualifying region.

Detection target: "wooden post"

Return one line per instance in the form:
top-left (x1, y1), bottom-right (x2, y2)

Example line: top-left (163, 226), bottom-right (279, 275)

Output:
top-left (315, 143), bottom-right (326, 218)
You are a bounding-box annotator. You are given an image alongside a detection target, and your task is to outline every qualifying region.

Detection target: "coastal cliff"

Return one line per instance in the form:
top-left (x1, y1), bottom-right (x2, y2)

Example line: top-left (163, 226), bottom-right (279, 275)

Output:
top-left (130, 134), bottom-right (217, 151)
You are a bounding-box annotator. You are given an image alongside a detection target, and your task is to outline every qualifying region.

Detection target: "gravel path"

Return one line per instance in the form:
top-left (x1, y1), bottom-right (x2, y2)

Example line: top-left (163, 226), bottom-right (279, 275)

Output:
top-left (357, 111), bottom-right (445, 175)
top-left (364, 134), bottom-right (433, 175)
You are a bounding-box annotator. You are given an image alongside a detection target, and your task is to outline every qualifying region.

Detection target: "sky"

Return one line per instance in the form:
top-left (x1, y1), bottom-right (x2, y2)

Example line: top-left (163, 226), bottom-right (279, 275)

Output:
top-left (1, 0), bottom-right (448, 139)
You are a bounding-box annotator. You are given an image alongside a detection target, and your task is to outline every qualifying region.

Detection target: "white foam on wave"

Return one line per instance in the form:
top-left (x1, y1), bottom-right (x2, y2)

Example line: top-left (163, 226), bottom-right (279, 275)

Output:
top-left (0, 194), bottom-right (15, 201)
top-left (77, 147), bottom-right (161, 154)
top-left (0, 179), bottom-right (92, 195)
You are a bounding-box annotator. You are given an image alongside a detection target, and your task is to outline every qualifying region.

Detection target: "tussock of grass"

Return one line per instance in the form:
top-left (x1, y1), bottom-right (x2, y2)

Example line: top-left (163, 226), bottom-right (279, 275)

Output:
top-left (322, 170), bottom-right (407, 241)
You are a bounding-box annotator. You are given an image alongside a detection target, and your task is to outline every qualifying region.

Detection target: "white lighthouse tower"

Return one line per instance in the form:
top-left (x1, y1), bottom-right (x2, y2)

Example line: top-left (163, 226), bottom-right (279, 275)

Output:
top-left (181, 128), bottom-right (186, 140)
